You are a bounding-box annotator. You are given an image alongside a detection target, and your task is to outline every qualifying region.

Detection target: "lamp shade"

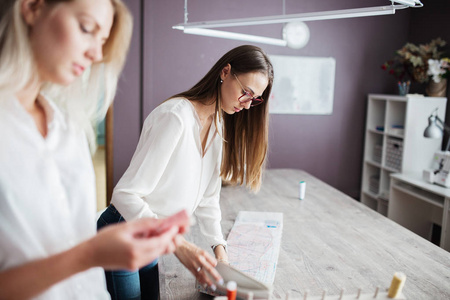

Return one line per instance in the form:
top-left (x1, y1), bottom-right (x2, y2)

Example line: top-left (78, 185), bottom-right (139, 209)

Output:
top-left (423, 118), bottom-right (443, 138)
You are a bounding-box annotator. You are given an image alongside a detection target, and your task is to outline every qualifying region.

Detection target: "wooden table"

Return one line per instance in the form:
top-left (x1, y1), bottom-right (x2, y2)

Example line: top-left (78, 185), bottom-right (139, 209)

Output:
top-left (159, 169), bottom-right (450, 299)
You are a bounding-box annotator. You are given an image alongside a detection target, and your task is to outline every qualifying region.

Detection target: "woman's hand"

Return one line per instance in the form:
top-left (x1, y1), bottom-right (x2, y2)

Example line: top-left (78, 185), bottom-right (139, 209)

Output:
top-left (174, 238), bottom-right (223, 289)
top-left (86, 210), bottom-right (190, 271)
top-left (0, 210), bottom-right (190, 300)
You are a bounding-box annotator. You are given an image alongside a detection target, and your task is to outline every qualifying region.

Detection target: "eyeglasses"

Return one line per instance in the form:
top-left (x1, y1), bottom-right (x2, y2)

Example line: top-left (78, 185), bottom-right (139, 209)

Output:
top-left (233, 73), bottom-right (264, 107)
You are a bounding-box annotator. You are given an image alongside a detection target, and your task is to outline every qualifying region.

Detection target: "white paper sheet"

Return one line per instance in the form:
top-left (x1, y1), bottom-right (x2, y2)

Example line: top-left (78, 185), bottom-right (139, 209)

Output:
top-left (227, 211), bottom-right (283, 285)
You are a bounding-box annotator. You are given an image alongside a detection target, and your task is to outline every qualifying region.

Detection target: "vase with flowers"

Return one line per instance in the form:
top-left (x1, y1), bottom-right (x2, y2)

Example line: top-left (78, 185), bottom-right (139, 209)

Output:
top-left (427, 57), bottom-right (449, 97)
top-left (381, 38), bottom-right (448, 96)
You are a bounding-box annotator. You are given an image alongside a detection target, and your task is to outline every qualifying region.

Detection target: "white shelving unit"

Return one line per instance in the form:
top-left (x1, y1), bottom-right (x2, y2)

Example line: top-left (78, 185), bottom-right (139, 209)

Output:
top-left (360, 94), bottom-right (447, 216)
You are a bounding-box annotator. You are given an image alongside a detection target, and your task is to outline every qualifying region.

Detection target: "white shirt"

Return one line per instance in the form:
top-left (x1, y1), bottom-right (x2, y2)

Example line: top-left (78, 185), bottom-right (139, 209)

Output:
top-left (0, 95), bottom-right (109, 299)
top-left (112, 98), bottom-right (226, 246)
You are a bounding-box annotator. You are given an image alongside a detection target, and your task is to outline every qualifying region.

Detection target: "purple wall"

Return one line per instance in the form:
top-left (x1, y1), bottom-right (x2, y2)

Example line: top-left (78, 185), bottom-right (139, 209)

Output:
top-left (113, 0), bottom-right (142, 185)
top-left (114, 0), bottom-right (448, 199)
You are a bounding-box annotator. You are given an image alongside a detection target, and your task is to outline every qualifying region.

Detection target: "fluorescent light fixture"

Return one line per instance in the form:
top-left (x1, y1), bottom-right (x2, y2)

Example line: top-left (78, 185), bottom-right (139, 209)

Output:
top-left (173, 5), bottom-right (398, 30)
top-left (173, 1), bottom-right (423, 47)
top-left (183, 28), bottom-right (287, 46)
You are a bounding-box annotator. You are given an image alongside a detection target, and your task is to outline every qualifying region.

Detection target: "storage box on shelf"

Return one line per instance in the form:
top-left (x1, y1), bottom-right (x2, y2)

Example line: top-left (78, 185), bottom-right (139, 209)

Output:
top-left (385, 137), bottom-right (403, 171)
top-left (360, 94), bottom-right (447, 216)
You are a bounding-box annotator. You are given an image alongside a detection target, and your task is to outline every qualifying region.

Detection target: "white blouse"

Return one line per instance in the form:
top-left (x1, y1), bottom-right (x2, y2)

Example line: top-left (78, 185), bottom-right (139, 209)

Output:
top-left (0, 95), bottom-right (109, 299)
top-left (112, 98), bottom-right (226, 247)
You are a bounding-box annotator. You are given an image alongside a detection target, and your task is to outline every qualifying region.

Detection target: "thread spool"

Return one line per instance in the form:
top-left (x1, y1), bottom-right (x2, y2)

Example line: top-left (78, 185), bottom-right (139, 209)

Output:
top-left (387, 272), bottom-right (406, 298)
top-left (227, 281), bottom-right (237, 300)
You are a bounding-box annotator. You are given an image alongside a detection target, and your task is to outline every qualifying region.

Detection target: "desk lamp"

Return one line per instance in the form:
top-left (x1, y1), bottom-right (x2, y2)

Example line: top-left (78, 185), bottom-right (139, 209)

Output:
top-left (423, 108), bottom-right (450, 151)
top-left (423, 108), bottom-right (450, 187)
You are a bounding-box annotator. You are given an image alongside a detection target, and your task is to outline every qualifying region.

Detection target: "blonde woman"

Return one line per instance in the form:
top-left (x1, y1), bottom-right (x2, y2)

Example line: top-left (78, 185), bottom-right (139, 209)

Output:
top-left (0, 1), bottom-right (189, 299)
top-left (100, 45), bottom-right (274, 298)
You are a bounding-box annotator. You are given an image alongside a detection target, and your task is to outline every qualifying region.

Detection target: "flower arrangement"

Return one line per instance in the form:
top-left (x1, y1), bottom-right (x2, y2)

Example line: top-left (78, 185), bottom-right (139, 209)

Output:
top-left (381, 38), bottom-right (448, 83)
top-left (427, 58), bottom-right (450, 83)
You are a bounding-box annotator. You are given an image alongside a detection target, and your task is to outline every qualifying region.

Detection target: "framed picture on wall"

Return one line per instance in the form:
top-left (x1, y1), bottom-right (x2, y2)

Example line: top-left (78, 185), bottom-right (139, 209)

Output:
top-left (269, 55), bottom-right (336, 115)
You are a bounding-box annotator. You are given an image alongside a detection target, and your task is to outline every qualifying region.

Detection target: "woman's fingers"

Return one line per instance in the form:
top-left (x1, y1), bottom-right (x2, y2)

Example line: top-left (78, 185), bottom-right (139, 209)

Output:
top-left (138, 226), bottom-right (179, 256)
top-left (203, 250), bottom-right (219, 267)
top-left (192, 249), bottom-right (222, 287)
top-left (173, 235), bottom-right (184, 247)
top-left (118, 219), bottom-right (184, 269)
top-left (197, 255), bottom-right (222, 285)
top-left (132, 210), bottom-right (190, 238)
top-left (155, 210), bottom-right (190, 235)
top-left (93, 211), bottom-right (190, 272)
top-left (175, 241), bottom-right (223, 288)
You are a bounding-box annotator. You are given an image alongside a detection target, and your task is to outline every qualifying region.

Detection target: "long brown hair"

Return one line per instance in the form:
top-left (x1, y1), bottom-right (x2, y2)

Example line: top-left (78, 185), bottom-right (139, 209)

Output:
top-left (172, 45), bottom-right (274, 191)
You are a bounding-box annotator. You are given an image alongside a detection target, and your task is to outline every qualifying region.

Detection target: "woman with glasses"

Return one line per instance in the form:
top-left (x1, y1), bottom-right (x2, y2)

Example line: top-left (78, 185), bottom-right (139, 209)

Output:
top-left (99, 44), bottom-right (274, 299)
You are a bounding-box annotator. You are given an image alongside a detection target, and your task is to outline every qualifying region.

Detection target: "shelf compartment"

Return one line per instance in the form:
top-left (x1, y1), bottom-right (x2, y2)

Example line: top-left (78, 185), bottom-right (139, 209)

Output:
top-left (379, 169), bottom-right (392, 200)
top-left (369, 174), bottom-right (380, 194)
top-left (367, 99), bottom-right (386, 132)
top-left (364, 132), bottom-right (384, 165)
top-left (362, 164), bottom-right (381, 199)
top-left (386, 101), bottom-right (406, 134)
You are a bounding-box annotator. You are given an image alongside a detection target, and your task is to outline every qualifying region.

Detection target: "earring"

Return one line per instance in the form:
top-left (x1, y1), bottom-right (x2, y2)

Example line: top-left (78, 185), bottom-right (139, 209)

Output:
top-left (220, 79), bottom-right (223, 83)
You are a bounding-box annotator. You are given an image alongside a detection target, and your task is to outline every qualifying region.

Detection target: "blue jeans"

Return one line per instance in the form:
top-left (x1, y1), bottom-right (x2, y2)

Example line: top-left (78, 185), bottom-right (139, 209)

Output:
top-left (97, 205), bottom-right (159, 300)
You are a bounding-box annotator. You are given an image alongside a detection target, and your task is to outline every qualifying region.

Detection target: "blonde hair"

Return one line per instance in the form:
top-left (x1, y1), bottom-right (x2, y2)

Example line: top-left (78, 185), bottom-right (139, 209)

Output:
top-left (0, 0), bottom-right (133, 149)
top-left (171, 45), bottom-right (274, 191)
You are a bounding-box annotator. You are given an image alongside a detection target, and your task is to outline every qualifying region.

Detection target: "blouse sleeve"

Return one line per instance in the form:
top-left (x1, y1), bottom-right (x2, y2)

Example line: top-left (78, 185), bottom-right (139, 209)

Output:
top-left (194, 148), bottom-right (227, 247)
top-left (111, 110), bottom-right (183, 221)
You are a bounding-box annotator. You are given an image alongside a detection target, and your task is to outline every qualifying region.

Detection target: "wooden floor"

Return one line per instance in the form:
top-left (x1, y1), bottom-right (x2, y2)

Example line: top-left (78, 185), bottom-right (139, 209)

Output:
top-left (92, 146), bottom-right (107, 212)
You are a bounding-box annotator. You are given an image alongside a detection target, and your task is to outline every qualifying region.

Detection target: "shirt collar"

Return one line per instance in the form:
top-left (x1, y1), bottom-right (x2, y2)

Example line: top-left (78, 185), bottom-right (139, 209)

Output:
top-left (36, 93), bottom-right (67, 131)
